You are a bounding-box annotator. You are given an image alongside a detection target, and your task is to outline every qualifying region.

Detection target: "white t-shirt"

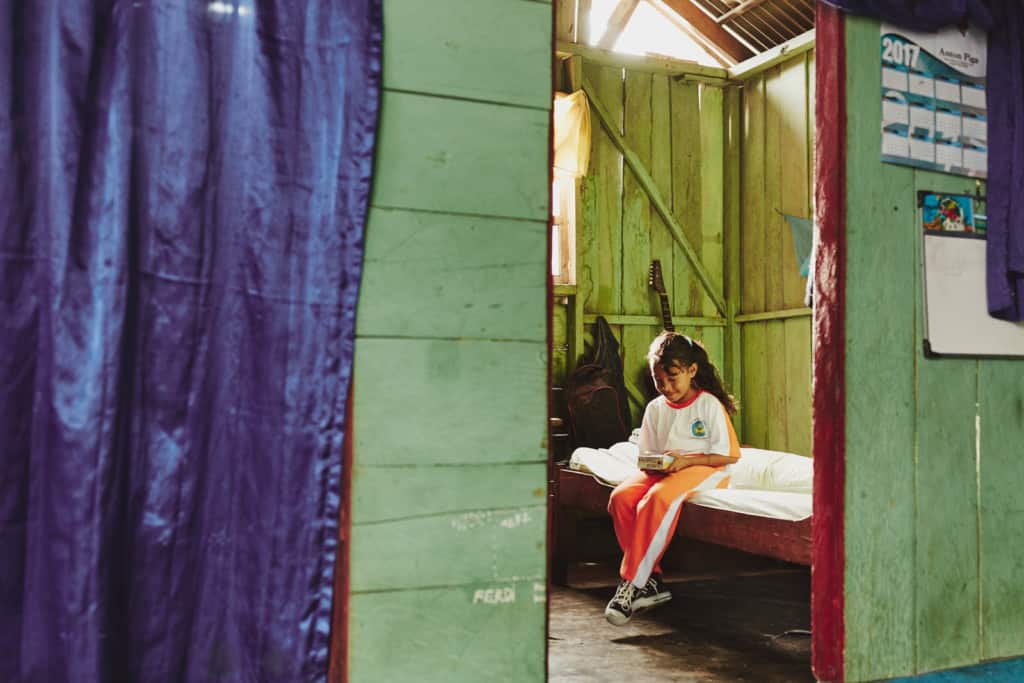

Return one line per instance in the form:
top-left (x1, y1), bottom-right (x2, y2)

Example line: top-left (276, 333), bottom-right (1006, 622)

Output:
top-left (637, 390), bottom-right (739, 458)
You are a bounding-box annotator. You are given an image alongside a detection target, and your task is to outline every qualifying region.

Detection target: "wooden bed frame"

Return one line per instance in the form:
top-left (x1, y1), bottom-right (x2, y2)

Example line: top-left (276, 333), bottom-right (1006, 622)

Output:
top-left (551, 467), bottom-right (811, 584)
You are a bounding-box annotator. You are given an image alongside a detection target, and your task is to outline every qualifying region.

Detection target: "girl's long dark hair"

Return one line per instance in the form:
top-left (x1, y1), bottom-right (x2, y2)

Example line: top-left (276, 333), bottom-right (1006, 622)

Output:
top-left (647, 331), bottom-right (737, 414)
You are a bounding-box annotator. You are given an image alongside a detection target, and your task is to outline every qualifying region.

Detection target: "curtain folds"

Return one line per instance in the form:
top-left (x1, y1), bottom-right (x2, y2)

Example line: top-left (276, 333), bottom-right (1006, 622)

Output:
top-left (0, 1), bottom-right (381, 681)
top-left (825, 0), bottom-right (1024, 321)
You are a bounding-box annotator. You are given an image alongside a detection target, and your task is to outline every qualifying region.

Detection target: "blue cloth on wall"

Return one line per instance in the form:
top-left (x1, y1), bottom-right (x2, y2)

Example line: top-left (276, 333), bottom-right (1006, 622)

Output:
top-left (825, 0), bottom-right (1024, 321)
top-left (781, 213), bottom-right (814, 277)
top-left (0, 2), bottom-right (381, 681)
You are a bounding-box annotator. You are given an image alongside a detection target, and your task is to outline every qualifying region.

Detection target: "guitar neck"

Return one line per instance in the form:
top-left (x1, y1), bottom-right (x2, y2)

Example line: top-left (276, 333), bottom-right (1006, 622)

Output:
top-left (658, 294), bottom-right (674, 331)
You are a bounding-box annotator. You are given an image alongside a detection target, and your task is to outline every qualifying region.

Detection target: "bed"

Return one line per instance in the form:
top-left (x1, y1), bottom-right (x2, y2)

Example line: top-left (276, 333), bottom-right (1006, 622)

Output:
top-left (551, 444), bottom-right (813, 584)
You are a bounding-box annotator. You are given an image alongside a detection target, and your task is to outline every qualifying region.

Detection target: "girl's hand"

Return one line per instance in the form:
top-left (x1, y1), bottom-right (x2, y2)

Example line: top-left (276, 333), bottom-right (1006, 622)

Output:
top-left (664, 451), bottom-right (706, 472)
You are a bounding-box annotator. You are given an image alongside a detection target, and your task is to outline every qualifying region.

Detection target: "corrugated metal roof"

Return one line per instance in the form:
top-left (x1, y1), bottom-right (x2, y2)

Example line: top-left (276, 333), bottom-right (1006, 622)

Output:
top-left (690, 0), bottom-right (815, 55)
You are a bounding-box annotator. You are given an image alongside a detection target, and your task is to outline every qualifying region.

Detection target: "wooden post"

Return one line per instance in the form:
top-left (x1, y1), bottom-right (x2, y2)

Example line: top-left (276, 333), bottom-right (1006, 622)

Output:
top-left (812, 4), bottom-right (846, 681)
top-left (565, 55), bottom-right (583, 92)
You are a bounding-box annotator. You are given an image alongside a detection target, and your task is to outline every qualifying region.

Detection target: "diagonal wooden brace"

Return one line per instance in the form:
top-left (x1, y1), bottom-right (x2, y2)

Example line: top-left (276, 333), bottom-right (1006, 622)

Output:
top-left (582, 76), bottom-right (728, 317)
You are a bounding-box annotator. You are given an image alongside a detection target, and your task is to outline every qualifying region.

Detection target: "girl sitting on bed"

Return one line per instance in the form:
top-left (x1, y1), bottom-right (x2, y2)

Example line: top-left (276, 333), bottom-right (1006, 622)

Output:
top-left (604, 331), bottom-right (740, 625)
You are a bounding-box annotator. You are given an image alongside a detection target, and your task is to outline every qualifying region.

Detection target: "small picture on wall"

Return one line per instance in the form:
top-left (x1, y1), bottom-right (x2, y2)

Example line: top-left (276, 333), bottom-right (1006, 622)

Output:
top-left (919, 191), bottom-right (984, 236)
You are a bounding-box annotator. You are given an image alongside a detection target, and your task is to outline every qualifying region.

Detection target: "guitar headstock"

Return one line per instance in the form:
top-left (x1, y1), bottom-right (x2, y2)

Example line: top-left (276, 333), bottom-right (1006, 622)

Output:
top-left (648, 260), bottom-right (667, 295)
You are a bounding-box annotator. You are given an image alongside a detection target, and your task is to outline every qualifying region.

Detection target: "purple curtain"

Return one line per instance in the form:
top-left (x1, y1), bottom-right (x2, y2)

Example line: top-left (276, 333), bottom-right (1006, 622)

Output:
top-left (0, 1), bottom-right (381, 681)
top-left (825, 0), bottom-right (1024, 321)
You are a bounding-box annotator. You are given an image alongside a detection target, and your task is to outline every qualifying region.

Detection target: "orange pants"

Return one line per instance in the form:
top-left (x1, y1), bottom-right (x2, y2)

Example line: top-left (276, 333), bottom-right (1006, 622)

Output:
top-left (608, 466), bottom-right (731, 587)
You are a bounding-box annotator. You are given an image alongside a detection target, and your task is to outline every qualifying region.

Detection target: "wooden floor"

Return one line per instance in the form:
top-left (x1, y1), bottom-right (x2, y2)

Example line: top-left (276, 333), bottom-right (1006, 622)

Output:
top-left (548, 565), bottom-right (814, 683)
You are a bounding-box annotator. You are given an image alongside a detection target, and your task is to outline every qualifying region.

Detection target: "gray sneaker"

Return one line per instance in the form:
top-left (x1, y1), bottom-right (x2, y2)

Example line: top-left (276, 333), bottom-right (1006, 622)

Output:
top-left (604, 580), bottom-right (637, 625)
top-left (633, 573), bottom-right (672, 611)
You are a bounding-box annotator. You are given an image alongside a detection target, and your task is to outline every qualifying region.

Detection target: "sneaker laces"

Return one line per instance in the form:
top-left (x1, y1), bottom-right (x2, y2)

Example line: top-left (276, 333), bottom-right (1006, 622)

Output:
top-left (612, 581), bottom-right (636, 605)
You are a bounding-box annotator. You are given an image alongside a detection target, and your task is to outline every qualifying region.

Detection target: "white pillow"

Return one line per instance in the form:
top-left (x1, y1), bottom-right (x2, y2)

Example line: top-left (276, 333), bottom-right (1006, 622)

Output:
top-left (569, 442), bottom-right (640, 487)
top-left (730, 447), bottom-right (813, 493)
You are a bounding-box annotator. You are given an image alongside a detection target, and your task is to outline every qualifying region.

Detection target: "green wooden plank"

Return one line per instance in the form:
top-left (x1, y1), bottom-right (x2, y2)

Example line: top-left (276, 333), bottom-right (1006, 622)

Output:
top-left (723, 85), bottom-right (743, 438)
top-left (763, 66), bottom-right (784, 314)
top-left (348, 580), bottom-right (546, 683)
top-left (571, 287), bottom-right (585, 371)
top-left (740, 321), bottom-right (768, 448)
top-left (913, 168), bottom-right (986, 670)
top-left (699, 85), bottom-right (725, 319)
top-left (577, 173), bottom-right (599, 315)
top-left (371, 91), bottom-right (549, 221)
top-left (842, 15), bottom-right (917, 682)
top-left (978, 360), bottom-right (1024, 660)
top-left (914, 356), bottom-right (980, 671)
top-left (670, 79), bottom-right (703, 317)
top-left (351, 463), bottom-right (547, 525)
top-left (776, 56), bottom-right (811, 309)
top-left (622, 325), bottom-right (657, 424)
top-left (357, 208), bottom-right (546, 341)
top-left (782, 317), bottom-right (811, 457)
top-left (805, 51), bottom-right (816, 218)
top-left (650, 75), bottom-right (676, 309)
top-left (621, 192), bottom-right (650, 315)
top-left (740, 75), bottom-right (766, 315)
top-left (583, 63), bottom-right (624, 315)
top-left (383, 0), bottom-right (552, 109)
top-left (912, 169), bottom-right (984, 670)
top-left (764, 320), bottom-right (787, 451)
top-left (735, 308), bottom-right (811, 323)
top-left (700, 86), bottom-right (724, 323)
top-left (551, 302), bottom-right (569, 385)
top-left (581, 313), bottom-right (724, 327)
top-left (622, 71), bottom-right (653, 317)
top-left (700, 326), bottom-right (726, 386)
top-left (350, 503), bottom-right (546, 591)
top-left (352, 339), bottom-right (547, 466)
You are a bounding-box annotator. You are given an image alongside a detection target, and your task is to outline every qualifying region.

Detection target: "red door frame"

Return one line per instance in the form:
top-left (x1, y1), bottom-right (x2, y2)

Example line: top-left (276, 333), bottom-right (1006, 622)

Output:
top-left (811, 3), bottom-right (847, 682)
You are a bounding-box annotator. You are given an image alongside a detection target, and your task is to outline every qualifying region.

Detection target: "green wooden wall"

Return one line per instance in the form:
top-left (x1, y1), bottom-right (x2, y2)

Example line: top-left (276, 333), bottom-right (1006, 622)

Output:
top-left (553, 49), bottom-right (815, 459)
top-left (554, 59), bottom-right (730, 425)
top-left (843, 16), bottom-right (1024, 682)
top-left (346, 1), bottom-right (552, 681)
top-left (738, 51), bottom-right (815, 457)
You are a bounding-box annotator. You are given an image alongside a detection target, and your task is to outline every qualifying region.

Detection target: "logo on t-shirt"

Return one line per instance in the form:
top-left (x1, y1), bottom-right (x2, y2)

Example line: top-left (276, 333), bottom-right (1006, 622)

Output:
top-left (691, 419), bottom-right (707, 438)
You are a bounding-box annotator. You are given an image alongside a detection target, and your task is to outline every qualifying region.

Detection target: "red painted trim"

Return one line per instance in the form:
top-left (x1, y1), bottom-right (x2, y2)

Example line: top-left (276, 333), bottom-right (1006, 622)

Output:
top-left (812, 4), bottom-right (847, 683)
top-left (327, 385), bottom-right (355, 683)
top-left (665, 389), bottom-right (704, 409)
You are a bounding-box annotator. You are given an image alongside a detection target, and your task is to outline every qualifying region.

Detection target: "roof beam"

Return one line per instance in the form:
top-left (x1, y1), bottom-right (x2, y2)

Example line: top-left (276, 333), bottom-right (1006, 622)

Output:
top-left (654, 0), bottom-right (755, 63)
top-left (716, 0), bottom-right (772, 25)
top-left (596, 0), bottom-right (641, 50)
top-left (556, 40), bottom-right (730, 81)
top-left (727, 28), bottom-right (814, 80)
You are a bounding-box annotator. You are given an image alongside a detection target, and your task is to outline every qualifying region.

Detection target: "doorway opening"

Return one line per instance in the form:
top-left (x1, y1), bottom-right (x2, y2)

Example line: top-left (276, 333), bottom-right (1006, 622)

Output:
top-left (547, 1), bottom-right (832, 681)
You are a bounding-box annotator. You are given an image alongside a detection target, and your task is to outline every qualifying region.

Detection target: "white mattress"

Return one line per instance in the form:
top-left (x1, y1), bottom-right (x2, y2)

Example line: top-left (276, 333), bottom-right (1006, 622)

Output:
top-left (687, 488), bottom-right (811, 522)
top-left (569, 443), bottom-right (812, 522)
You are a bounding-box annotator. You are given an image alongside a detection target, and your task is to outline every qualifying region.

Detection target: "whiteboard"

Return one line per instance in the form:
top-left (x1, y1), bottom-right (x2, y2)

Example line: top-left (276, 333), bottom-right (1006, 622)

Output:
top-left (922, 232), bottom-right (1024, 357)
